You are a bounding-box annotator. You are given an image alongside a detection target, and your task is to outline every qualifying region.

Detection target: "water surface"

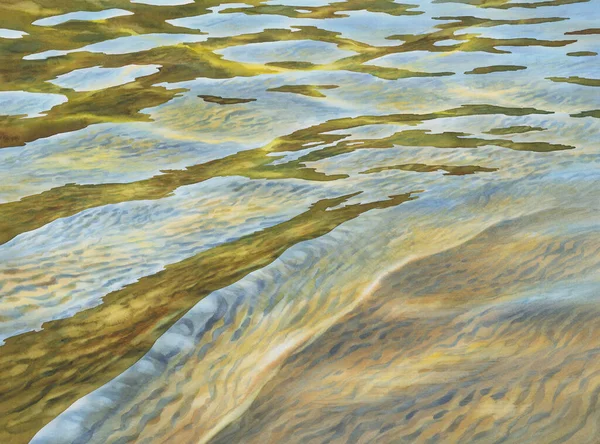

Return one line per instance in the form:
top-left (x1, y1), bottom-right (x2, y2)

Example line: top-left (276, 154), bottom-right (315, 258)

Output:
top-left (0, 0), bottom-right (598, 442)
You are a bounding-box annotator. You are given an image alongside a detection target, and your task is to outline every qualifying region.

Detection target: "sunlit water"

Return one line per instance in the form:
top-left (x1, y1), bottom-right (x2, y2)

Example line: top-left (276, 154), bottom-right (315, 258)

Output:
top-left (0, 0), bottom-right (598, 443)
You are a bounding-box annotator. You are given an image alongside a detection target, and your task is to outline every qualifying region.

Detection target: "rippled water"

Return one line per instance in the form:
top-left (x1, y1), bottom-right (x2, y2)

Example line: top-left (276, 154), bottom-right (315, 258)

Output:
top-left (0, 0), bottom-right (598, 442)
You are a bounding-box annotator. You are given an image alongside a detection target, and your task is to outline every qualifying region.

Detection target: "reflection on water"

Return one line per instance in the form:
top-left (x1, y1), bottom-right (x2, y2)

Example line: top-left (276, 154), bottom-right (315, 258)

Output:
top-left (48, 64), bottom-right (162, 91)
top-left (0, 0), bottom-right (598, 442)
top-left (0, 28), bottom-right (29, 39)
top-left (32, 9), bottom-right (134, 27)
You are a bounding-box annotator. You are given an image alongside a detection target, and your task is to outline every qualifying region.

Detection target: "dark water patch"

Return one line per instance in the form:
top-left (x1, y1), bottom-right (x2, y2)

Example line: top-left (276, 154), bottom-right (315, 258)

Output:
top-left (360, 163), bottom-right (499, 176)
top-left (266, 84), bottom-right (339, 98)
top-left (485, 125), bottom-right (546, 135)
top-left (565, 28), bottom-right (600, 35)
top-left (434, 16), bottom-right (567, 27)
top-left (272, 104), bottom-right (554, 153)
top-left (425, 391), bottom-right (456, 408)
top-left (295, 129), bottom-right (574, 167)
top-left (198, 95), bottom-right (257, 105)
top-left (465, 65), bottom-right (527, 75)
top-left (348, 65), bottom-right (454, 80)
top-left (547, 76), bottom-right (600, 87)
top-left (567, 51), bottom-right (597, 57)
top-left (433, 410), bottom-right (448, 419)
top-left (265, 61), bottom-right (317, 70)
top-left (458, 36), bottom-right (576, 54)
top-left (459, 390), bottom-right (476, 406)
top-left (571, 110), bottom-right (600, 118)
top-left (432, 0), bottom-right (590, 10)
top-left (491, 390), bottom-right (507, 400)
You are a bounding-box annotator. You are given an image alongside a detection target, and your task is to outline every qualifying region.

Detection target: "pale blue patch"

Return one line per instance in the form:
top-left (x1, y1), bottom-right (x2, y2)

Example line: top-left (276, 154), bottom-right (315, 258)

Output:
top-left (433, 39), bottom-right (464, 47)
top-left (208, 3), bottom-right (254, 13)
top-left (49, 64), bottom-right (161, 91)
top-left (0, 28), bottom-right (28, 39)
top-left (0, 91), bottom-right (68, 118)
top-left (366, 51), bottom-right (507, 74)
top-left (24, 33), bottom-right (207, 60)
top-left (167, 10), bottom-right (307, 37)
top-left (33, 9), bottom-right (134, 26)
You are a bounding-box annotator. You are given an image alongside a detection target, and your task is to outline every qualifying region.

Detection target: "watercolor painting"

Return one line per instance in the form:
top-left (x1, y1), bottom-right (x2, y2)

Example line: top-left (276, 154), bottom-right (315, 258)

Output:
top-left (0, 0), bottom-right (598, 442)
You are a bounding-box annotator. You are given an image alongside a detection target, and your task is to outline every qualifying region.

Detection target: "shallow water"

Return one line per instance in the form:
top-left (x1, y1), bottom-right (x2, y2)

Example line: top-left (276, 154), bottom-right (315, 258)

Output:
top-left (0, 0), bottom-right (598, 442)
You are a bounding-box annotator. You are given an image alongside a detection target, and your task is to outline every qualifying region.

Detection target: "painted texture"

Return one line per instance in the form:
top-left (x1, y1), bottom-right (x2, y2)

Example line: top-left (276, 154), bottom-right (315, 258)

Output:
top-left (0, 0), bottom-right (598, 442)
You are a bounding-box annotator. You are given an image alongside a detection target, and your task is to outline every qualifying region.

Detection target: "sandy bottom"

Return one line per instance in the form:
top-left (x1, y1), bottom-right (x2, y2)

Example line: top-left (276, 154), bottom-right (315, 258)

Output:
top-left (213, 208), bottom-right (600, 443)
